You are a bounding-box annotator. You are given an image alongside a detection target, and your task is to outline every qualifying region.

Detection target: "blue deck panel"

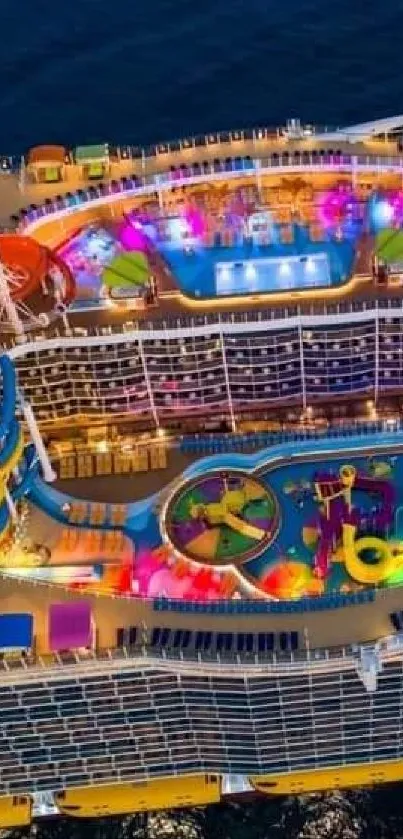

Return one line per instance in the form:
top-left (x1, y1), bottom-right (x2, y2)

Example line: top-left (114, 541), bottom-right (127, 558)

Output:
top-left (0, 613), bottom-right (33, 650)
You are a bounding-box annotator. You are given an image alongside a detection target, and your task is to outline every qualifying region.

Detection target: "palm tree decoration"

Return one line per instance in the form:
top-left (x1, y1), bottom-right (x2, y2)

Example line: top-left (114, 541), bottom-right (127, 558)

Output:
top-left (280, 176), bottom-right (310, 214)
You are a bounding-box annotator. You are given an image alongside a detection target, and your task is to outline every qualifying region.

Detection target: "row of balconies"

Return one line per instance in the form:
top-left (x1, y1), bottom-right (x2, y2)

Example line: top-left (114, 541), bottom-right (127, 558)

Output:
top-left (20, 370), bottom-right (391, 398)
top-left (18, 356), bottom-right (387, 385)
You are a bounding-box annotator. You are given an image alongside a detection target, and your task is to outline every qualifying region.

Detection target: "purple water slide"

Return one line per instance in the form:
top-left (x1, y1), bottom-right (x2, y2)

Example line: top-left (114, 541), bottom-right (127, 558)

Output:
top-left (314, 493), bottom-right (353, 577)
top-left (354, 475), bottom-right (395, 529)
top-left (314, 515), bottom-right (333, 578)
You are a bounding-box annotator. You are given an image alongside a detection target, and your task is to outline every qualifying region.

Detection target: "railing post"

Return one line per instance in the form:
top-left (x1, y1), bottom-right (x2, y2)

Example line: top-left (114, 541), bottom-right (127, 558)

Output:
top-left (255, 158), bottom-right (263, 201)
top-left (351, 155), bottom-right (358, 189)
top-left (374, 301), bottom-right (379, 406)
top-left (298, 309), bottom-right (307, 414)
top-left (219, 325), bottom-right (236, 432)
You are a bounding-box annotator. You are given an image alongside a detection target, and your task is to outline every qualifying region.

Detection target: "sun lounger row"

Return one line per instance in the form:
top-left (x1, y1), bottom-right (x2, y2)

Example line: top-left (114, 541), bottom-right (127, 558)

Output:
top-left (57, 445), bottom-right (168, 480)
top-left (65, 503), bottom-right (127, 528)
top-left (54, 527), bottom-right (129, 558)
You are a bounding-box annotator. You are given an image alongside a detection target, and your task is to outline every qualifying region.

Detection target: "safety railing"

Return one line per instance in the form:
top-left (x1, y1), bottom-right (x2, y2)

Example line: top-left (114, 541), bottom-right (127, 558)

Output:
top-left (153, 589), bottom-right (375, 615)
top-left (6, 296), bottom-right (403, 353)
top-left (0, 123), bottom-right (355, 173)
top-left (179, 419), bottom-right (403, 454)
top-left (0, 633), bottom-right (369, 680)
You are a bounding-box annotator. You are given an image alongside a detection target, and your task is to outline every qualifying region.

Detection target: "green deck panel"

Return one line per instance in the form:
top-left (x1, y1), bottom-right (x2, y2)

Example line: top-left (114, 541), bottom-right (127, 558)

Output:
top-left (102, 251), bottom-right (150, 289)
top-left (376, 228), bottom-right (403, 263)
top-left (216, 525), bottom-right (255, 560)
top-left (170, 487), bottom-right (207, 522)
top-left (243, 497), bottom-right (274, 521)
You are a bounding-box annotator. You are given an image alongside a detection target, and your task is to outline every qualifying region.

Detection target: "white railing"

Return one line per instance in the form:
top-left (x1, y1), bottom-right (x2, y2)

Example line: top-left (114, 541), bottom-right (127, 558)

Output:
top-left (4, 299), bottom-right (403, 355)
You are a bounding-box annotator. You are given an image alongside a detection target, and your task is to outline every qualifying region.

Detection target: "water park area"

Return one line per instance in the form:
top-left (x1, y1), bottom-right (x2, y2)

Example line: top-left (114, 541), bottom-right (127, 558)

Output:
top-left (4, 427), bottom-right (403, 605)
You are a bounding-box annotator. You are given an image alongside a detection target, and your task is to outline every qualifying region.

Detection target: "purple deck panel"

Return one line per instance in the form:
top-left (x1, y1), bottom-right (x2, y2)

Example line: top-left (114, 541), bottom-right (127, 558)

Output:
top-left (172, 519), bottom-right (206, 544)
top-left (244, 516), bottom-right (272, 532)
top-left (201, 478), bottom-right (224, 502)
top-left (49, 601), bottom-right (93, 651)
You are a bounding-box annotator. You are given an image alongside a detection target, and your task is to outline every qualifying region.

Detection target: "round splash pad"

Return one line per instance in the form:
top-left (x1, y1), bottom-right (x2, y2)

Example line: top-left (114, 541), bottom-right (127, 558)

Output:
top-left (164, 470), bottom-right (279, 567)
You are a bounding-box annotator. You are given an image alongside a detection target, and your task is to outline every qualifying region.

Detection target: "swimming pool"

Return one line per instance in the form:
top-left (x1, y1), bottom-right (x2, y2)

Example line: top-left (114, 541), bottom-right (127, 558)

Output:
top-left (161, 225), bottom-right (355, 298)
top-left (215, 252), bottom-right (330, 296)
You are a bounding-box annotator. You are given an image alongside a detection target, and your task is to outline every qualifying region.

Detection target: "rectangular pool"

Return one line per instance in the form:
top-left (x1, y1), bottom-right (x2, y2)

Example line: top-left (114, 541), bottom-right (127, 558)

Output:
top-left (215, 253), bottom-right (331, 296)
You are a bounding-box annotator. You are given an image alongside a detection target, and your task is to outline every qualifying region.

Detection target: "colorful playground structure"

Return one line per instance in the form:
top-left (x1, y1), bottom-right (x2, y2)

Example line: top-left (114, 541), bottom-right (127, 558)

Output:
top-left (166, 472), bottom-right (278, 566)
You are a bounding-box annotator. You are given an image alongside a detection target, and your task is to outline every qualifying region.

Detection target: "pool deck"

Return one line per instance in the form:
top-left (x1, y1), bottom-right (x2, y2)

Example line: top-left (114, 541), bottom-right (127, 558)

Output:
top-left (3, 133), bottom-right (403, 333)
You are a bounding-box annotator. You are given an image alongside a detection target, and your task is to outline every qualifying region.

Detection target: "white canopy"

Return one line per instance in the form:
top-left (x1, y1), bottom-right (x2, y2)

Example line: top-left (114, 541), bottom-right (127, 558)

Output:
top-left (313, 115), bottom-right (403, 143)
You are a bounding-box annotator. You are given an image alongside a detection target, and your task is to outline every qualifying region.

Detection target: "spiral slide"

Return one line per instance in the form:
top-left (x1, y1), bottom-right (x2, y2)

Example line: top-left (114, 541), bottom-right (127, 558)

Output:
top-left (0, 235), bottom-right (48, 302)
top-left (0, 233), bottom-right (75, 309)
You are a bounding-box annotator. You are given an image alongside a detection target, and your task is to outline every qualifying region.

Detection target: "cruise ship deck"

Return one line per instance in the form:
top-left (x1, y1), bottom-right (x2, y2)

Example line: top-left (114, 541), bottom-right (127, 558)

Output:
top-left (3, 116), bottom-right (403, 825)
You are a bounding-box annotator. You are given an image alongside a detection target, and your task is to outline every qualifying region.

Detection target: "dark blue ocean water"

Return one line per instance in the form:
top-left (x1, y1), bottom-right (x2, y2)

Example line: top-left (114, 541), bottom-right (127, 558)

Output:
top-left (2, 0), bottom-right (403, 154)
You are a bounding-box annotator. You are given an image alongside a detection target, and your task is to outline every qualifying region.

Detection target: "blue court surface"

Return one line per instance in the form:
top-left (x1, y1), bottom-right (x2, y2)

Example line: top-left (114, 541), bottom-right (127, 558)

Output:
top-left (161, 224), bottom-right (355, 298)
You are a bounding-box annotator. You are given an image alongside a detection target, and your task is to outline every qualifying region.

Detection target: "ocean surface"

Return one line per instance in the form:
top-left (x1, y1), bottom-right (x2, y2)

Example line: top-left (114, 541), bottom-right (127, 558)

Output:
top-left (2, 0), bottom-right (403, 153)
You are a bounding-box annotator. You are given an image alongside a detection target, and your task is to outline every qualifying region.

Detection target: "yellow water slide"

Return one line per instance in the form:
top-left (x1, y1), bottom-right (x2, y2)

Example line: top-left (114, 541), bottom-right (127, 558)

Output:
top-left (342, 523), bottom-right (396, 584)
top-left (0, 425), bottom-right (24, 538)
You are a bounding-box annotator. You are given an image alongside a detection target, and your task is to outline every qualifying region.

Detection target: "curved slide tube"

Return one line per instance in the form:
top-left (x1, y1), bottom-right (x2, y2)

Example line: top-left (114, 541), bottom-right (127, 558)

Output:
top-left (342, 523), bottom-right (396, 584)
top-left (0, 420), bottom-right (23, 473)
top-left (0, 355), bottom-right (16, 433)
top-left (0, 422), bottom-right (24, 538)
top-left (0, 356), bottom-right (38, 539)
